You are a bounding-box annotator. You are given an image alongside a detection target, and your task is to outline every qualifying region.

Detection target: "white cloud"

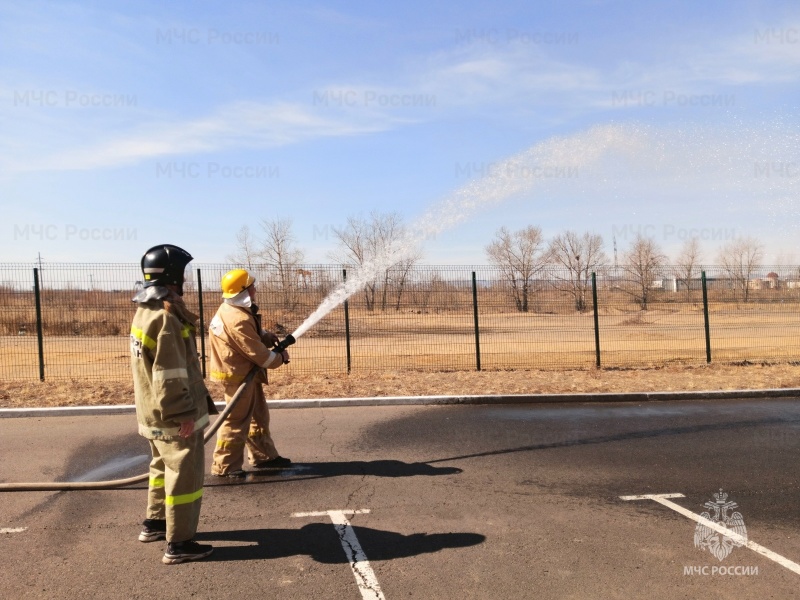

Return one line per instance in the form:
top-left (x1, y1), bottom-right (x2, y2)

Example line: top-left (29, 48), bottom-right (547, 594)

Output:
top-left (2, 15), bottom-right (798, 175)
top-left (403, 19), bottom-right (800, 113)
top-left (1, 100), bottom-right (399, 173)
top-left (687, 23), bottom-right (800, 85)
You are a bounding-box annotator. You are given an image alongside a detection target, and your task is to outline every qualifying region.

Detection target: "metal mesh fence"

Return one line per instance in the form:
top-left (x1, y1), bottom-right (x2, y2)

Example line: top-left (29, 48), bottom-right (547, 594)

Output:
top-left (2, 263), bottom-right (800, 381)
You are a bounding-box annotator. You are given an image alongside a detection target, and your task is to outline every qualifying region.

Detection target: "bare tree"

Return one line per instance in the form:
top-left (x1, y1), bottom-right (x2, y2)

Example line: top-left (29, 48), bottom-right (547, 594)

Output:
top-left (486, 225), bottom-right (550, 312)
top-left (388, 256), bottom-right (418, 311)
top-left (548, 230), bottom-right (607, 312)
top-left (718, 237), bottom-right (764, 302)
top-left (622, 234), bottom-right (667, 310)
top-left (329, 211), bottom-right (421, 311)
top-left (258, 218), bottom-right (305, 309)
top-left (674, 237), bottom-right (703, 301)
top-left (330, 214), bottom-right (377, 310)
top-left (226, 225), bottom-right (259, 269)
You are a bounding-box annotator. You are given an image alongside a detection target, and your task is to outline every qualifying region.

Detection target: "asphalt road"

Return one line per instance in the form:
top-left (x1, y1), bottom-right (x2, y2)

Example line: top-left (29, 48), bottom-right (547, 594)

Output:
top-left (2, 397), bottom-right (800, 599)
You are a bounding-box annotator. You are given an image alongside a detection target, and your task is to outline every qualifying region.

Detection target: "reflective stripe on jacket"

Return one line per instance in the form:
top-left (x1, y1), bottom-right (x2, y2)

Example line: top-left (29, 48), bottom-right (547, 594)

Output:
top-left (131, 291), bottom-right (211, 440)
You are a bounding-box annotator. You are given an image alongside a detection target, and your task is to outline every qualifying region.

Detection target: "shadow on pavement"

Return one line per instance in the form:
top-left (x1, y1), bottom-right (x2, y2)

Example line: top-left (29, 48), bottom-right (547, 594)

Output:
top-left (206, 460), bottom-right (462, 486)
top-left (196, 523), bottom-right (485, 563)
top-left (426, 416), bottom-right (800, 464)
top-left (262, 460), bottom-right (461, 477)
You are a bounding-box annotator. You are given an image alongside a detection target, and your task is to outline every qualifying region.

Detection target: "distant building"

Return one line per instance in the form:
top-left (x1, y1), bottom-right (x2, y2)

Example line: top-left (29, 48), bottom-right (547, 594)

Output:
top-left (675, 277), bottom-right (705, 292)
top-left (748, 272), bottom-right (781, 290)
top-left (767, 272), bottom-right (780, 289)
top-left (653, 277), bottom-right (705, 292)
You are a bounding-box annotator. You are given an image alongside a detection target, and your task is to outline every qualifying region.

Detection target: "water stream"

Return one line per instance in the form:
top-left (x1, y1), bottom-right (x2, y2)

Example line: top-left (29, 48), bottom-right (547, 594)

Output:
top-left (290, 121), bottom-right (799, 340)
top-left (71, 454), bottom-right (150, 482)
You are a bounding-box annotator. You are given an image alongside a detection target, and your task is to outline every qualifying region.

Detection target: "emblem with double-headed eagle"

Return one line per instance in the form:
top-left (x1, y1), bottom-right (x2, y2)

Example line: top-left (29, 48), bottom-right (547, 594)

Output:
top-left (694, 488), bottom-right (747, 561)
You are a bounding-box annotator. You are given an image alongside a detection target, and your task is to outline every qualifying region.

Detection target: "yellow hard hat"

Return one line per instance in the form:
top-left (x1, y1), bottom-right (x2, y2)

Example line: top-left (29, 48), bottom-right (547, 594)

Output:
top-left (221, 269), bottom-right (255, 298)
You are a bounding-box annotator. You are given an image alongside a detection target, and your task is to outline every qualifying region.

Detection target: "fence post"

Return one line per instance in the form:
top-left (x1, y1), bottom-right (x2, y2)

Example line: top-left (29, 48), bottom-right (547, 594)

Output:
top-left (343, 269), bottom-right (352, 373)
top-left (701, 270), bottom-right (711, 363)
top-left (592, 272), bottom-right (601, 368)
top-left (196, 268), bottom-right (207, 378)
top-left (472, 271), bottom-right (481, 371)
top-left (33, 268), bottom-right (45, 381)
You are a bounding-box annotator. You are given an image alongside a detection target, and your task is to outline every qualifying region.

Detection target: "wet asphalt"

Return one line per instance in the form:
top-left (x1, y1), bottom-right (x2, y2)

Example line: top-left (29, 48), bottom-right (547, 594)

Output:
top-left (2, 397), bottom-right (800, 599)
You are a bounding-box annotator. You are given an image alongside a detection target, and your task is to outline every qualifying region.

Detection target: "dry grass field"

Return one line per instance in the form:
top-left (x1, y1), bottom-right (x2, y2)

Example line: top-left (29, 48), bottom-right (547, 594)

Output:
top-left (1, 362), bottom-right (799, 409)
top-left (2, 303), bottom-right (800, 409)
top-left (4, 303), bottom-right (800, 376)
top-left (3, 279), bottom-right (800, 408)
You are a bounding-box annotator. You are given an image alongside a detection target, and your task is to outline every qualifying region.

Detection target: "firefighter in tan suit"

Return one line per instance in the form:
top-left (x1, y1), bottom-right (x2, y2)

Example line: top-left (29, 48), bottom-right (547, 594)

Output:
top-left (209, 269), bottom-right (290, 478)
top-left (131, 244), bottom-right (216, 564)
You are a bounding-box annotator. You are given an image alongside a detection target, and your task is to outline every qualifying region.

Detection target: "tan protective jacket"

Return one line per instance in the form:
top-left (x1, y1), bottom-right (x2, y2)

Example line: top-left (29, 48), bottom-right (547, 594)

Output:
top-left (208, 302), bottom-right (283, 384)
top-left (130, 287), bottom-right (213, 440)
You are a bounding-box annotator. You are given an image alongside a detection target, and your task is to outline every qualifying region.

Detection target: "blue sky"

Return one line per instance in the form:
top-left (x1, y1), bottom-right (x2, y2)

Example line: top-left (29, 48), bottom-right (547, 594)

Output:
top-left (1, 0), bottom-right (798, 265)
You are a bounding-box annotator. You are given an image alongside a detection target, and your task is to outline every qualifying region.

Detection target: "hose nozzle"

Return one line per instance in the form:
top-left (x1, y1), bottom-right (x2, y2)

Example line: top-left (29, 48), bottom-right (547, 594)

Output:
top-left (273, 334), bottom-right (296, 353)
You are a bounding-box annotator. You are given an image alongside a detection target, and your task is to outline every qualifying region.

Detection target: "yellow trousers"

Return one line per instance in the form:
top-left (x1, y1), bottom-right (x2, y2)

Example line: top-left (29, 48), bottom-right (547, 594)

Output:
top-left (146, 432), bottom-right (205, 543)
top-left (211, 382), bottom-right (279, 475)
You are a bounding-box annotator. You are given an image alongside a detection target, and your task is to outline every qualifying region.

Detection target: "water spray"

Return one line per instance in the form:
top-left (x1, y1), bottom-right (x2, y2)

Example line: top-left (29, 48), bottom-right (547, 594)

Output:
top-left (283, 124), bottom-right (643, 339)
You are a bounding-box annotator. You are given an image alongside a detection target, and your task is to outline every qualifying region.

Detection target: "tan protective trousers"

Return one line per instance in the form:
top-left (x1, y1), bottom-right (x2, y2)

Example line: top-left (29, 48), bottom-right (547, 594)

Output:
top-left (211, 381), bottom-right (279, 475)
top-left (146, 432), bottom-right (205, 543)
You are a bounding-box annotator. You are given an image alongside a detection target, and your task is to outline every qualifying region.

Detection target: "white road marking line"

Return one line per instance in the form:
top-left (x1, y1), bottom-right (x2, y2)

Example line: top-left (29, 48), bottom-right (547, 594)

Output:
top-left (292, 509), bottom-right (385, 600)
top-left (1, 527), bottom-right (27, 534)
top-left (621, 493), bottom-right (800, 575)
top-left (292, 509), bottom-right (371, 518)
top-left (620, 493), bottom-right (686, 501)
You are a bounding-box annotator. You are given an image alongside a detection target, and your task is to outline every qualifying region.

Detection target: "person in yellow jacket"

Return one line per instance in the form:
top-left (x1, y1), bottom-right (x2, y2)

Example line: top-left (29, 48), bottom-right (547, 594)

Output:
top-left (130, 244), bottom-right (216, 564)
top-left (208, 268), bottom-right (291, 478)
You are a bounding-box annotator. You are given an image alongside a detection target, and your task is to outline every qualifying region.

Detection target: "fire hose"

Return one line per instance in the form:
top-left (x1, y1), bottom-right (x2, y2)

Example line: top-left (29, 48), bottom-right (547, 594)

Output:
top-left (0, 366), bottom-right (261, 492)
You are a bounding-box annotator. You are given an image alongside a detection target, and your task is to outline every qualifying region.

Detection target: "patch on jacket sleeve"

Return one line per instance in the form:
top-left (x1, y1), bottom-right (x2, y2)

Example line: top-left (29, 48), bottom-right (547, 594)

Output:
top-left (209, 314), bottom-right (224, 337)
top-left (152, 367), bottom-right (189, 381)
